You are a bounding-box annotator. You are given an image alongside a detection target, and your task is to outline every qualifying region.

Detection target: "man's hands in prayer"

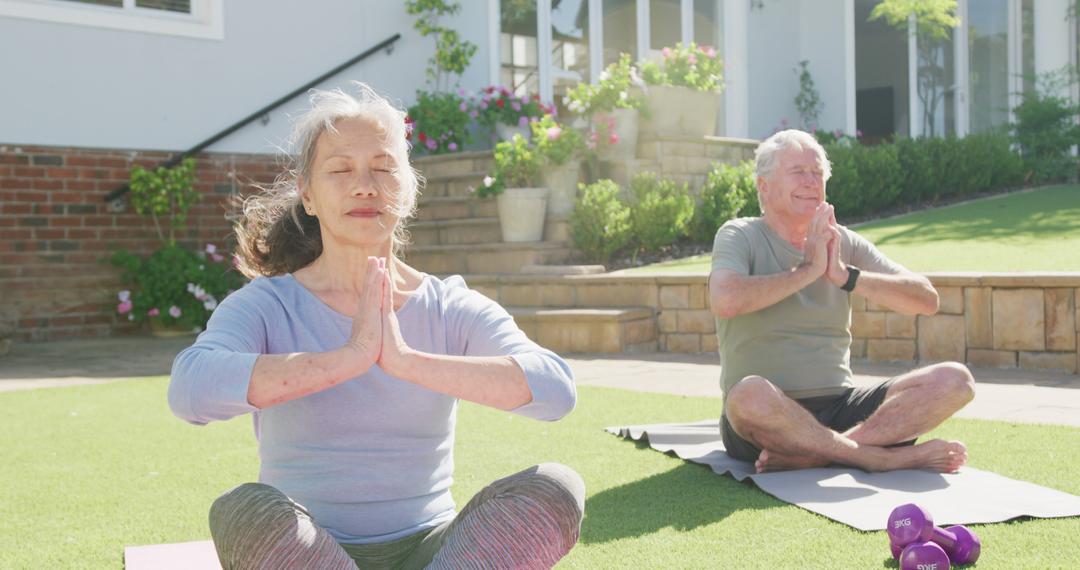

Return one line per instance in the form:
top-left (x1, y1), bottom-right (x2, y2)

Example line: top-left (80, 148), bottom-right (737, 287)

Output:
top-left (800, 203), bottom-right (842, 281)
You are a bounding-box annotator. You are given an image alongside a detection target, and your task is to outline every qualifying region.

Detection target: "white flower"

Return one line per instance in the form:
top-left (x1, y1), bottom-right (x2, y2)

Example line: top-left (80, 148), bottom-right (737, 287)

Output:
top-left (205, 243), bottom-right (217, 254)
top-left (619, 91), bottom-right (628, 101)
top-left (186, 283), bottom-right (196, 293)
top-left (562, 96), bottom-right (570, 106)
top-left (203, 298), bottom-right (218, 311)
top-left (118, 290), bottom-right (130, 302)
top-left (483, 176), bottom-right (494, 187)
top-left (598, 70), bottom-right (610, 82)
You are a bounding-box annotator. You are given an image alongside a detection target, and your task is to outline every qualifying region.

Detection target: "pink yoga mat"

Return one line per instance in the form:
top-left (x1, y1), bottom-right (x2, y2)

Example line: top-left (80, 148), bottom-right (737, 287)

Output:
top-left (124, 540), bottom-right (220, 570)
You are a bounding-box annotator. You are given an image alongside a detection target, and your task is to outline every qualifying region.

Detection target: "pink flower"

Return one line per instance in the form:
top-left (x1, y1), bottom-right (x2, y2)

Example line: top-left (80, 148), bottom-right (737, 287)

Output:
top-left (480, 101), bottom-right (489, 110)
top-left (662, 47), bottom-right (671, 58)
top-left (518, 116), bottom-right (529, 127)
top-left (168, 306), bottom-right (182, 318)
top-left (211, 253), bottom-right (224, 263)
top-left (448, 142), bottom-right (458, 151)
top-left (117, 300), bottom-right (132, 314)
top-left (457, 88), bottom-right (467, 96)
top-left (546, 126), bottom-right (562, 141)
top-left (511, 101), bottom-right (522, 112)
top-left (147, 308), bottom-right (160, 317)
top-left (609, 133), bottom-right (619, 145)
top-left (425, 139), bottom-right (438, 151)
top-left (703, 46), bottom-right (717, 58)
top-left (458, 102), bottom-right (468, 112)
top-left (687, 54), bottom-right (697, 65)
top-left (469, 110), bottom-right (479, 118)
top-left (205, 243), bottom-right (217, 254)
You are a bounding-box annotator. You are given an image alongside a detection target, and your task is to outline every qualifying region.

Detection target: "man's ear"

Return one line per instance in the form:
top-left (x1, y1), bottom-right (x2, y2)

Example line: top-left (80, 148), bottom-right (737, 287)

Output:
top-left (757, 176), bottom-right (768, 199)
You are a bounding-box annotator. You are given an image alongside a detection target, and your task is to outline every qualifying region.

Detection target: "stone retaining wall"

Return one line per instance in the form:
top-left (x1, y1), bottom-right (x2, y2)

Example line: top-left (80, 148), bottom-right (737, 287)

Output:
top-left (468, 272), bottom-right (1080, 374)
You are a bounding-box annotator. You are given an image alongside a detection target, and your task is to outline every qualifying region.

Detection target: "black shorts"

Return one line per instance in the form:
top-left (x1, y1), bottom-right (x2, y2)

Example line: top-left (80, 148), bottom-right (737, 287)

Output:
top-left (720, 378), bottom-right (916, 462)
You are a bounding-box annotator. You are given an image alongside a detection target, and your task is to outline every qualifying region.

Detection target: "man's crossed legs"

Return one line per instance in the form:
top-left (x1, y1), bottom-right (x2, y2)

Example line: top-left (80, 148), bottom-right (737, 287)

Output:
top-left (722, 362), bottom-right (975, 473)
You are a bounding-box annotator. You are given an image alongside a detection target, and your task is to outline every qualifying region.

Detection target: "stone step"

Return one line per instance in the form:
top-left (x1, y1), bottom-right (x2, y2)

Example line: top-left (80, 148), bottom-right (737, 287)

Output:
top-left (413, 150), bottom-right (493, 179)
top-left (409, 217), bottom-right (502, 246)
top-left (421, 172), bottom-right (488, 198)
top-left (413, 196), bottom-right (498, 222)
top-left (402, 241), bottom-right (573, 274)
top-left (509, 307), bottom-right (658, 354)
top-left (410, 218), bottom-right (571, 246)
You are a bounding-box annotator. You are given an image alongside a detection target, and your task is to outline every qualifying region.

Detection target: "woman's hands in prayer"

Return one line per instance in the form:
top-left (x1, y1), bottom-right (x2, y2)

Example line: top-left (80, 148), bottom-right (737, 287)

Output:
top-left (344, 256), bottom-right (413, 377)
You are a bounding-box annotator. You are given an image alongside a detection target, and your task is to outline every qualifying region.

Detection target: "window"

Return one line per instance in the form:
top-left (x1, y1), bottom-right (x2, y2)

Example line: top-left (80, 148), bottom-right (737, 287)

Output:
top-left (500, 0), bottom-right (539, 96)
top-left (0, 0), bottom-right (223, 40)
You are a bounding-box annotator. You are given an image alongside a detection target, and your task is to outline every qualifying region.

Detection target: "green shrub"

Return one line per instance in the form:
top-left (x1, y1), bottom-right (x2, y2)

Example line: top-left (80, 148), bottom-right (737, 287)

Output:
top-left (628, 173), bottom-right (694, 254)
top-left (110, 243), bottom-right (245, 331)
top-left (570, 179), bottom-right (632, 264)
top-left (693, 160), bottom-right (757, 242)
top-left (1012, 71), bottom-right (1080, 183)
top-left (825, 133), bottom-right (1021, 219)
top-left (825, 142), bottom-right (902, 219)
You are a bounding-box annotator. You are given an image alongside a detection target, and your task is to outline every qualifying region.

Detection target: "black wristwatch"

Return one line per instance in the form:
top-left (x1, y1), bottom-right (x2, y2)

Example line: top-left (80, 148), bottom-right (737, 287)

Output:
top-left (840, 265), bottom-right (860, 292)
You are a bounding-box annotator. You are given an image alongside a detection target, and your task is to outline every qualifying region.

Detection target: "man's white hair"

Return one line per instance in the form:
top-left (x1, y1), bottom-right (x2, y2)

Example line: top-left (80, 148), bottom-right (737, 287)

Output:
top-left (754, 129), bottom-right (832, 183)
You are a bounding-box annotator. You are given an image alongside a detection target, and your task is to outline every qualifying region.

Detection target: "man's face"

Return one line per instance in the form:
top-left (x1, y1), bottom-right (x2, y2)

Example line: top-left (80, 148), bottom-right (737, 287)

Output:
top-left (759, 146), bottom-right (826, 223)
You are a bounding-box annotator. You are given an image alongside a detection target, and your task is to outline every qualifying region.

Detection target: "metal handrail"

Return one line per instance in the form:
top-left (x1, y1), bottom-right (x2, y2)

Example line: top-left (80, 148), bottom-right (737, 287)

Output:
top-left (104, 32), bottom-right (402, 202)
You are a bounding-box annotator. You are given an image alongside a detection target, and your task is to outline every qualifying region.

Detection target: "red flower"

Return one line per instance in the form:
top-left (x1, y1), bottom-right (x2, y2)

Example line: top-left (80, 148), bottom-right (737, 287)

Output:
top-left (532, 94), bottom-right (540, 101)
top-left (418, 132), bottom-right (427, 142)
top-left (496, 99), bottom-right (505, 108)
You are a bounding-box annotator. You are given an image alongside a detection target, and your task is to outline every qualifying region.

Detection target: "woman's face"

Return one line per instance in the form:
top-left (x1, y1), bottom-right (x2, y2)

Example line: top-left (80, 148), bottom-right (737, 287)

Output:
top-left (301, 117), bottom-right (402, 250)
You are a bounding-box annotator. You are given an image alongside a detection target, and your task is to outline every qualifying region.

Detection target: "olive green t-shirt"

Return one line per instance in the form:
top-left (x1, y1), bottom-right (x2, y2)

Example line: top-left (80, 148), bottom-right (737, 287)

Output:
top-left (711, 217), bottom-right (904, 399)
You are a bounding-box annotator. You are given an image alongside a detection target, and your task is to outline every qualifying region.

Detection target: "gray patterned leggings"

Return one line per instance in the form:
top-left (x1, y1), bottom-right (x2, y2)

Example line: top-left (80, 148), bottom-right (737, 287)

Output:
top-left (208, 463), bottom-right (585, 570)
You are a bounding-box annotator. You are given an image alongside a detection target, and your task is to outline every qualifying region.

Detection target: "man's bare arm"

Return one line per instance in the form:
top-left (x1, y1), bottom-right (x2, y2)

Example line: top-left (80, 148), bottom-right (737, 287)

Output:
top-left (709, 265), bottom-right (820, 318)
top-left (849, 270), bottom-right (939, 315)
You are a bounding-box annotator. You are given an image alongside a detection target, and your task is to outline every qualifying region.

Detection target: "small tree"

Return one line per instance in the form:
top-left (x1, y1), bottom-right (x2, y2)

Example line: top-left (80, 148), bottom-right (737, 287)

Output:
top-left (793, 60), bottom-right (824, 131)
top-left (128, 157), bottom-right (198, 245)
top-left (870, 0), bottom-right (959, 137)
top-left (405, 0), bottom-right (478, 91)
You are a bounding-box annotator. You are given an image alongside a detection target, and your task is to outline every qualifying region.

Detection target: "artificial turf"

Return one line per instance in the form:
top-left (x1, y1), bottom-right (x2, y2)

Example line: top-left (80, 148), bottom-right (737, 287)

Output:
top-left (625, 185), bottom-right (1080, 274)
top-left (2, 380), bottom-right (1078, 568)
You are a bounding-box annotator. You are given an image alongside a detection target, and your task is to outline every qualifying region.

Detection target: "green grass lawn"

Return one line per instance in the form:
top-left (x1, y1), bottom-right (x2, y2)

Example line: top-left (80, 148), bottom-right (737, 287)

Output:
top-left (3, 380), bottom-right (1079, 568)
top-left (626, 185), bottom-right (1080, 274)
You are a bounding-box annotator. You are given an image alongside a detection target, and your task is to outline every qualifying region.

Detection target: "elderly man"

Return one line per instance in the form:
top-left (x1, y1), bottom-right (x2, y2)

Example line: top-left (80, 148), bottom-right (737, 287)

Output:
top-left (709, 129), bottom-right (975, 474)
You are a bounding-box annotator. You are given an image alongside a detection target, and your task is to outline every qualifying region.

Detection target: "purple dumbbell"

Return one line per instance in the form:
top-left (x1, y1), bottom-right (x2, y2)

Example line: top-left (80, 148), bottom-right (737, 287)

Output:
top-left (887, 503), bottom-right (982, 565)
top-left (900, 541), bottom-right (951, 570)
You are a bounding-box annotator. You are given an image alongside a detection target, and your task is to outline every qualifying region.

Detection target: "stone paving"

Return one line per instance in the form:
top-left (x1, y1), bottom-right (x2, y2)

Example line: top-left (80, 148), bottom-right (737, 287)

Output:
top-left (2, 336), bottom-right (1078, 427)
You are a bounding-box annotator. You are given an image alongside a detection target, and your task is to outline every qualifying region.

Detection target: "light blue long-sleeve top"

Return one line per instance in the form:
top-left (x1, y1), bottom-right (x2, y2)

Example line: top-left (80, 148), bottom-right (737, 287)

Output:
top-left (168, 273), bottom-right (576, 544)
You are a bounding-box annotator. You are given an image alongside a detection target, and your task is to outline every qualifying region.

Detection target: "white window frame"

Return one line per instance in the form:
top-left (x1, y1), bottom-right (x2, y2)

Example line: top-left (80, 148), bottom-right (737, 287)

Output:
top-left (0, 0), bottom-right (224, 40)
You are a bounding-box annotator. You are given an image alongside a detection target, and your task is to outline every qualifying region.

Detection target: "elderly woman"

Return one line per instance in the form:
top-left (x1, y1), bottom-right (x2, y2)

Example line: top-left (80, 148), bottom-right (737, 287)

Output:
top-left (169, 83), bottom-right (584, 569)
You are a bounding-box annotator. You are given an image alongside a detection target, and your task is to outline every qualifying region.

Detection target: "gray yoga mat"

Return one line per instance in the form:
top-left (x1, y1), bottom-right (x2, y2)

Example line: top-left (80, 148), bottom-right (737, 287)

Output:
top-left (607, 420), bottom-right (1080, 531)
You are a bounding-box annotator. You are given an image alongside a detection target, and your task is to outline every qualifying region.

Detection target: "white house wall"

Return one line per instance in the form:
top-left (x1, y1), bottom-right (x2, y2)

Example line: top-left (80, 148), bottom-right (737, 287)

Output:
top-left (746, 0), bottom-right (848, 140)
top-left (796, 0), bottom-right (849, 134)
top-left (1033, 0), bottom-right (1073, 97)
top-left (0, 0), bottom-right (493, 154)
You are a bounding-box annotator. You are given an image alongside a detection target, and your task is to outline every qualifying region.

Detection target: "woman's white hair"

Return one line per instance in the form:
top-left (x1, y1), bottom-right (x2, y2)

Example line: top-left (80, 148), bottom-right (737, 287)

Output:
top-left (754, 129), bottom-right (832, 183)
top-left (234, 82), bottom-right (423, 277)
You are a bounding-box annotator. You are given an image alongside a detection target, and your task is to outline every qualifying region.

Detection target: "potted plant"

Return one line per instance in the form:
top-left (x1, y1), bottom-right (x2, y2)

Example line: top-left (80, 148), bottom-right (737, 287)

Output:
top-left (407, 90), bottom-right (472, 154)
top-left (531, 114), bottom-right (586, 217)
top-left (109, 158), bottom-right (245, 336)
top-left (474, 85), bottom-right (551, 142)
top-left (638, 42), bottom-right (724, 138)
top-left (475, 134), bottom-right (548, 242)
top-left (564, 53), bottom-right (647, 159)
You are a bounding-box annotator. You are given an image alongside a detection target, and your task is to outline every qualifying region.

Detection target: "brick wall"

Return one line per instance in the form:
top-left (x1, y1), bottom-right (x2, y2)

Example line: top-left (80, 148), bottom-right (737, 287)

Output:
top-left (0, 144), bottom-right (278, 341)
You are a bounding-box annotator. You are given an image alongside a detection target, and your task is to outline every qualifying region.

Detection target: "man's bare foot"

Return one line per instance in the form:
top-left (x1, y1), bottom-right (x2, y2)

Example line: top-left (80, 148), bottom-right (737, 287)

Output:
top-left (755, 449), bottom-right (829, 473)
top-left (890, 439), bottom-right (968, 473)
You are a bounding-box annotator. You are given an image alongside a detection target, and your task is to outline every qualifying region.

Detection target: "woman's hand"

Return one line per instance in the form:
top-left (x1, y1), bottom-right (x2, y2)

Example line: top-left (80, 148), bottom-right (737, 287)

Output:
top-left (343, 256), bottom-right (386, 373)
top-left (376, 261), bottom-right (415, 377)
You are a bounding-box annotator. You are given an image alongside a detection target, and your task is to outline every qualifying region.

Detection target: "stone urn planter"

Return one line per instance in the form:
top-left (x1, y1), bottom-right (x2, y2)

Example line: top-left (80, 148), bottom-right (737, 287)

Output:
top-left (496, 187), bottom-right (549, 242)
top-left (594, 108), bottom-right (640, 160)
top-left (640, 85), bottom-right (722, 138)
top-left (540, 160), bottom-right (582, 218)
